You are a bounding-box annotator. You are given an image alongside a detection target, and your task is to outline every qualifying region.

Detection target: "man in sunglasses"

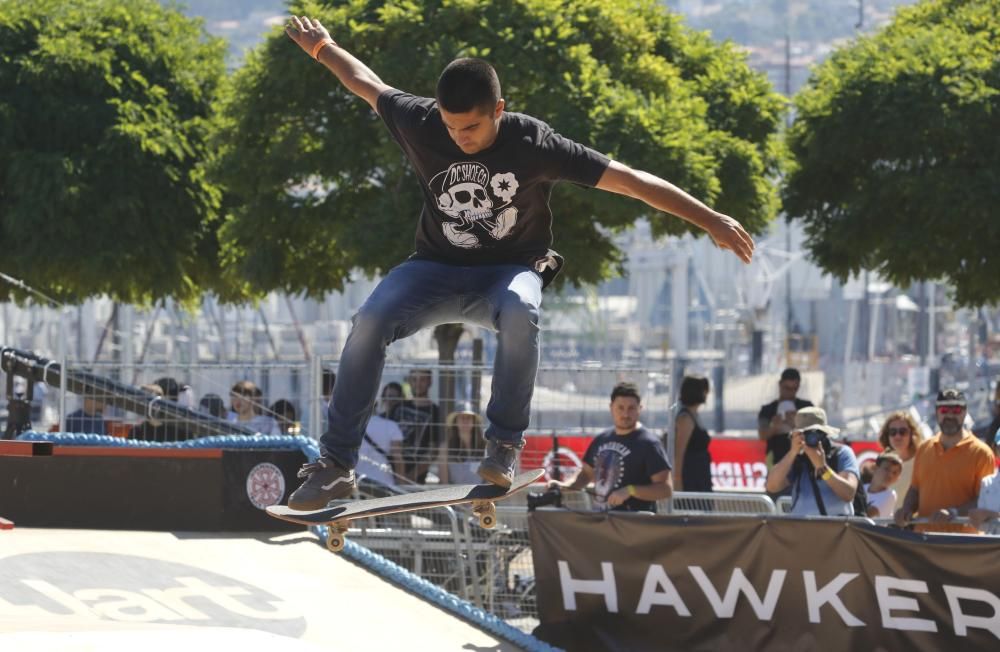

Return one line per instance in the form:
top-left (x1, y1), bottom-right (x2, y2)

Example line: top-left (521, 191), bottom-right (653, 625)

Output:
top-left (894, 389), bottom-right (996, 533)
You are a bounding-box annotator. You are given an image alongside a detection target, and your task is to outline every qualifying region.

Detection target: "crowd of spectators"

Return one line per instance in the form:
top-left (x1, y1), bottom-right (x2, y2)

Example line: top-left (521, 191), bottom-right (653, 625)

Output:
top-left (51, 361), bottom-right (1000, 533)
top-left (755, 370), bottom-right (999, 534)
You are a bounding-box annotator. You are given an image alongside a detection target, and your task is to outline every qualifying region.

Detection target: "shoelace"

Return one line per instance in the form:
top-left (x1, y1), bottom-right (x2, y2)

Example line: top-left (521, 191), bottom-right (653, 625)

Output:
top-left (297, 459), bottom-right (329, 479)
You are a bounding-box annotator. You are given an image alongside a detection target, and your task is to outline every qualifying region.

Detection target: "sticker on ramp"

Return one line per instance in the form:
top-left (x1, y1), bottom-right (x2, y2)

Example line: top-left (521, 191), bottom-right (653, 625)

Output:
top-left (247, 462), bottom-right (286, 509)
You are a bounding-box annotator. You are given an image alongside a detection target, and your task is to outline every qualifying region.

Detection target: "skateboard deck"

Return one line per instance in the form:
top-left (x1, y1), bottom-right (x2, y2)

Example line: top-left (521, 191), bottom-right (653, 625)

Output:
top-left (267, 468), bottom-right (544, 552)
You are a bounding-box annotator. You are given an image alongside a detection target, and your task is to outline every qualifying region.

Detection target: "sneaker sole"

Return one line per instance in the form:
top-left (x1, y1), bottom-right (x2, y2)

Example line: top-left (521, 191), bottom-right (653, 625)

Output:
top-left (477, 465), bottom-right (513, 489)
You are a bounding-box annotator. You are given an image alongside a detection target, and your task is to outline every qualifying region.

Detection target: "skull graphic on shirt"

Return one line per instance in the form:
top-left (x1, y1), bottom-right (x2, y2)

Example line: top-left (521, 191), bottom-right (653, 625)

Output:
top-left (430, 162), bottom-right (519, 249)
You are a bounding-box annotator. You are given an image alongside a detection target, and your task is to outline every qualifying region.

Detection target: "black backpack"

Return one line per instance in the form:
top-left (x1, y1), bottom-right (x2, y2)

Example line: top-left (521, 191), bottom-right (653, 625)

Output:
top-left (827, 446), bottom-right (870, 517)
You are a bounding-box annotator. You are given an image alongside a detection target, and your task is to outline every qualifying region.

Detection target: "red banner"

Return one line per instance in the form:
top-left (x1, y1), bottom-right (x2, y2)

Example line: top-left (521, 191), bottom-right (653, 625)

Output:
top-left (522, 434), bottom-right (885, 490)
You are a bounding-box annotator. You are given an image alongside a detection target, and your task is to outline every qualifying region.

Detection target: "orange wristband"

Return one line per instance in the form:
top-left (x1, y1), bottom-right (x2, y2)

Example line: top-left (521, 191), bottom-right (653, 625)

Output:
top-left (311, 39), bottom-right (334, 60)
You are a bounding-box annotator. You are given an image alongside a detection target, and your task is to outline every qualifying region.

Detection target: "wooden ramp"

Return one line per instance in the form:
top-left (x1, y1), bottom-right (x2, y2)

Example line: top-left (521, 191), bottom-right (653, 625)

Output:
top-left (0, 528), bottom-right (523, 651)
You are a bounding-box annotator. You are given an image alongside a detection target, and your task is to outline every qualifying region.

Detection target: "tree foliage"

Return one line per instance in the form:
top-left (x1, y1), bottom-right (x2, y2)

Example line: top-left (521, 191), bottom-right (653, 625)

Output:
top-left (0, 0), bottom-right (227, 305)
top-left (783, 0), bottom-right (1000, 306)
top-left (213, 0), bottom-right (785, 297)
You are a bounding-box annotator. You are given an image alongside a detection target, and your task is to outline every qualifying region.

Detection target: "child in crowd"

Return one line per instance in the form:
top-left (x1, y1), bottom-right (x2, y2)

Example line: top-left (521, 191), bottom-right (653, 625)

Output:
top-left (865, 451), bottom-right (903, 518)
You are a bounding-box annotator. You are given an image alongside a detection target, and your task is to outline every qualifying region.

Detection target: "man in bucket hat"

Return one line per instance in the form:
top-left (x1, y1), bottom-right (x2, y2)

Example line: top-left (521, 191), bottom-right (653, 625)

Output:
top-left (894, 389), bottom-right (996, 533)
top-left (765, 406), bottom-right (860, 516)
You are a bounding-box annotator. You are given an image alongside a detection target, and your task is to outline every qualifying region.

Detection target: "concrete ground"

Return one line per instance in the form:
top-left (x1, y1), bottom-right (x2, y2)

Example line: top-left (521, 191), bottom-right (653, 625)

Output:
top-left (0, 528), bottom-right (522, 652)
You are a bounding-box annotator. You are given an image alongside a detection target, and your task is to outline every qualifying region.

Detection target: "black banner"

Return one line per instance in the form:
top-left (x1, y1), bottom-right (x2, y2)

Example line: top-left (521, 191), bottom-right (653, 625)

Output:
top-left (529, 511), bottom-right (1000, 652)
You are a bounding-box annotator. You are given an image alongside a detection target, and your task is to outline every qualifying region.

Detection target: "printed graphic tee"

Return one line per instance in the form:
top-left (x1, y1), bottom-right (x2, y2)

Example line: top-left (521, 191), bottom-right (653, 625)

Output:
top-left (583, 427), bottom-right (672, 512)
top-left (377, 90), bottom-right (611, 282)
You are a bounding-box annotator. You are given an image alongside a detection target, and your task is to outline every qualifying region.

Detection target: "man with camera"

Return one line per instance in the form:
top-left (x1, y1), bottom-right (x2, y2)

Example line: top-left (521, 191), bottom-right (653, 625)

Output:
top-left (548, 382), bottom-right (672, 512)
top-left (765, 407), bottom-right (859, 516)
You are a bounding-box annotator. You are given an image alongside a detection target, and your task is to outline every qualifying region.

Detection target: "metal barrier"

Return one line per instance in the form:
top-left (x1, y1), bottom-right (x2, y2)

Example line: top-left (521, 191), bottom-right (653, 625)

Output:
top-left (662, 491), bottom-right (776, 515)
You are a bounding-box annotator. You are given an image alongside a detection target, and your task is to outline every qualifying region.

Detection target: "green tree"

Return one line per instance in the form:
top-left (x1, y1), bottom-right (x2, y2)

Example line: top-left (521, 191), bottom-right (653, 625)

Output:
top-left (783, 0), bottom-right (1000, 306)
top-left (0, 0), bottom-right (228, 305)
top-left (213, 0), bottom-right (785, 297)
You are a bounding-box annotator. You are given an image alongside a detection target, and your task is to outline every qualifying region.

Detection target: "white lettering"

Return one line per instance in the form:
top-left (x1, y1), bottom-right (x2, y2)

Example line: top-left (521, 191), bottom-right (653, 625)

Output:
top-left (803, 571), bottom-right (865, 626)
top-left (20, 580), bottom-right (93, 617)
top-left (171, 577), bottom-right (297, 620)
top-left (943, 585), bottom-right (1000, 639)
top-left (142, 588), bottom-right (211, 620)
top-left (74, 589), bottom-right (182, 622)
top-left (689, 566), bottom-right (787, 620)
top-left (875, 576), bottom-right (937, 632)
top-left (635, 565), bottom-right (690, 616)
top-left (596, 442), bottom-right (632, 459)
top-left (558, 561), bottom-right (618, 613)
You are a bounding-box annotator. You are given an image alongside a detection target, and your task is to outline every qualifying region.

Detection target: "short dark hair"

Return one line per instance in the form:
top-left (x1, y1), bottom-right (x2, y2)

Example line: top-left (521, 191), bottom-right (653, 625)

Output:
top-left (610, 381), bottom-right (641, 404)
top-left (679, 375), bottom-right (710, 407)
top-left (436, 58), bottom-right (501, 114)
top-left (780, 368), bottom-right (801, 383)
top-left (199, 393), bottom-right (226, 418)
top-left (381, 382), bottom-right (403, 397)
top-left (270, 399), bottom-right (297, 421)
top-left (154, 376), bottom-right (180, 401)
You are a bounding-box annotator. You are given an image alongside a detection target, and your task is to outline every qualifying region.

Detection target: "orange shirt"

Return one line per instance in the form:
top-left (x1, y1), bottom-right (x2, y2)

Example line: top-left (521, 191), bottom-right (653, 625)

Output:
top-left (911, 432), bottom-right (996, 533)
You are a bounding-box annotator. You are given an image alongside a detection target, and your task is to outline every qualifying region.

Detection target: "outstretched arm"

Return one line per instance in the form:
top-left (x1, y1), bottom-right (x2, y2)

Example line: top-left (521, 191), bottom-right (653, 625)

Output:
top-left (285, 15), bottom-right (392, 112)
top-left (596, 160), bottom-right (755, 264)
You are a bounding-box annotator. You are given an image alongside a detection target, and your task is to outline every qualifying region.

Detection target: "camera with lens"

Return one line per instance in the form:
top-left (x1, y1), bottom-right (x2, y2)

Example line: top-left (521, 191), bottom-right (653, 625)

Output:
top-left (803, 428), bottom-right (825, 448)
top-left (526, 486), bottom-right (563, 511)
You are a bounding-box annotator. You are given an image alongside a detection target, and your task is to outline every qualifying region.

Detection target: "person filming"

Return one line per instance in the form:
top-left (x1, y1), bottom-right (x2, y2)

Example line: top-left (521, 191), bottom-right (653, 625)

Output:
top-left (765, 407), bottom-right (859, 516)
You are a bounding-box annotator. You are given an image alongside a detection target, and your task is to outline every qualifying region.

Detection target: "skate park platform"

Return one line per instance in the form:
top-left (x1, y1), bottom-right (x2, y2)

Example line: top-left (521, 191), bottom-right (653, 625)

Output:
top-left (0, 528), bottom-right (523, 651)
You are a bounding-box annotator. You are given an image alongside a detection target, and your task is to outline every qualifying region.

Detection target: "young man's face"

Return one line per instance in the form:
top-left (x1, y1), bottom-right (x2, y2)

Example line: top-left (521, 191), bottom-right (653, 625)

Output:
top-left (439, 100), bottom-right (504, 154)
top-left (408, 372), bottom-right (432, 398)
top-left (610, 396), bottom-right (641, 433)
top-left (778, 379), bottom-right (799, 401)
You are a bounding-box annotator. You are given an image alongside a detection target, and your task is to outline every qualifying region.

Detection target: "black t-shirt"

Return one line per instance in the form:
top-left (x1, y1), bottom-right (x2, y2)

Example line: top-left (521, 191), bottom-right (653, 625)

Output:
top-left (758, 398), bottom-right (814, 462)
top-left (377, 90), bottom-right (611, 282)
top-left (583, 427), bottom-right (672, 513)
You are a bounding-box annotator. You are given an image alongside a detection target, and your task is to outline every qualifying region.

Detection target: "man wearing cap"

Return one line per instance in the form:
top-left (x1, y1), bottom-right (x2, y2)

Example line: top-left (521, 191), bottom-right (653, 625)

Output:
top-left (894, 389), bottom-right (996, 534)
top-left (765, 407), bottom-right (859, 516)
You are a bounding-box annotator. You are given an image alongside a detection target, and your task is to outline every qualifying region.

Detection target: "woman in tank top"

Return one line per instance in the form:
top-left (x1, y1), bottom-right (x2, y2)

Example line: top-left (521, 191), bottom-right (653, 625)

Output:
top-left (673, 375), bottom-right (713, 492)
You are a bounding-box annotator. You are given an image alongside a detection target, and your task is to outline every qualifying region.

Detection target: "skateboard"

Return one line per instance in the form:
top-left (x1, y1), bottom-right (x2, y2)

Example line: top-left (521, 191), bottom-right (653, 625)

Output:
top-left (267, 468), bottom-right (545, 552)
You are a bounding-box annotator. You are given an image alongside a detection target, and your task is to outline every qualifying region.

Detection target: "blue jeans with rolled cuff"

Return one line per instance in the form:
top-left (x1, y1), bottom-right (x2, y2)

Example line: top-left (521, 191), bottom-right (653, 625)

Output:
top-left (321, 259), bottom-right (542, 469)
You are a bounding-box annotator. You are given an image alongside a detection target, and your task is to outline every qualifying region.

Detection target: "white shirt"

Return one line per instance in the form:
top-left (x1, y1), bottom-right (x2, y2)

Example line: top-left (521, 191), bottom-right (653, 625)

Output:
top-left (864, 483), bottom-right (897, 518)
top-left (978, 472), bottom-right (1000, 511)
top-left (357, 415), bottom-right (404, 488)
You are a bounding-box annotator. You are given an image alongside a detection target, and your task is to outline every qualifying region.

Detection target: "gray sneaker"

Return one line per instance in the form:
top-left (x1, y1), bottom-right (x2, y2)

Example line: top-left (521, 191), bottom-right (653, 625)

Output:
top-left (288, 457), bottom-right (356, 511)
top-left (477, 439), bottom-right (524, 489)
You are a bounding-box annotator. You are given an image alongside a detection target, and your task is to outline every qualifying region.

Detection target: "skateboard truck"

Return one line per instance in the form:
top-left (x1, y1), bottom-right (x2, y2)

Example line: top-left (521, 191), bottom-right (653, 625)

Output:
top-left (326, 521), bottom-right (349, 553)
top-left (472, 500), bottom-right (497, 529)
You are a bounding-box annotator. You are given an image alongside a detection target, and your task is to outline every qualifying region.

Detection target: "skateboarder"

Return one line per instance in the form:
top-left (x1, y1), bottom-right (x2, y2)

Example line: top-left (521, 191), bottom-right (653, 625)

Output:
top-left (284, 15), bottom-right (756, 510)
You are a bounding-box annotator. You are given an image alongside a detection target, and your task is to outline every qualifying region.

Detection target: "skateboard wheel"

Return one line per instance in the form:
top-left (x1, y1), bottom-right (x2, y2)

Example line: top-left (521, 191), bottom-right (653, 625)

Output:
top-left (326, 533), bottom-right (345, 553)
top-left (479, 513), bottom-right (496, 529)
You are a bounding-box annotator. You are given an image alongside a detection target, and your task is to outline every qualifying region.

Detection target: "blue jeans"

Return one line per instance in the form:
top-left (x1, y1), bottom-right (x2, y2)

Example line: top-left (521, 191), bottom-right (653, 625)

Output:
top-left (321, 259), bottom-right (543, 469)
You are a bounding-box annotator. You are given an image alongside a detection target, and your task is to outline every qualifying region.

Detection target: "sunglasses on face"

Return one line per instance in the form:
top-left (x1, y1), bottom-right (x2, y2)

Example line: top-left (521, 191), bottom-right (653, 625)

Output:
top-left (887, 427), bottom-right (910, 437)
top-left (936, 405), bottom-right (965, 415)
